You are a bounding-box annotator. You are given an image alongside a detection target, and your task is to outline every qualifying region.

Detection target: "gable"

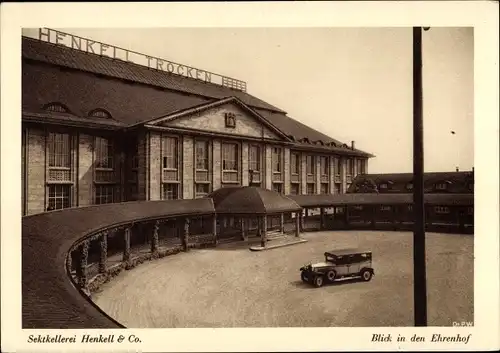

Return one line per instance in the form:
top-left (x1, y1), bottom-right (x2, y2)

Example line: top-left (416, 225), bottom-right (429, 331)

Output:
top-left (160, 102), bottom-right (283, 140)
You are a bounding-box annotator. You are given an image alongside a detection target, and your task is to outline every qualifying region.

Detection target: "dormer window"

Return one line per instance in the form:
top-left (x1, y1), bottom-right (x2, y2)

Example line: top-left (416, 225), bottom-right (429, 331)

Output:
top-left (43, 102), bottom-right (70, 114)
top-left (224, 112), bottom-right (236, 128)
top-left (406, 182), bottom-right (413, 191)
top-left (435, 181), bottom-right (451, 191)
top-left (88, 108), bottom-right (112, 119)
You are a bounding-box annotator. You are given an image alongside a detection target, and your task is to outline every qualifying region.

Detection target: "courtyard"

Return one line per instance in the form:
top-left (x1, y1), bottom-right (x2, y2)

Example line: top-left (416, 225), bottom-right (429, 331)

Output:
top-left (92, 230), bottom-right (473, 327)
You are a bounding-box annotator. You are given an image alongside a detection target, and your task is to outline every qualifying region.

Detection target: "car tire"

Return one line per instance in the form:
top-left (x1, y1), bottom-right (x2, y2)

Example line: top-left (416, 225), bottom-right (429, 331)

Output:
top-left (326, 270), bottom-right (336, 282)
top-left (361, 269), bottom-right (372, 282)
top-left (314, 276), bottom-right (324, 288)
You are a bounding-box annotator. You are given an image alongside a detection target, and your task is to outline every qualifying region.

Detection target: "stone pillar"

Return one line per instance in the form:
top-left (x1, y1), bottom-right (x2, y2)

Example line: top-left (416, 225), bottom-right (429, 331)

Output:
top-left (261, 216), bottom-right (267, 248)
top-left (151, 220), bottom-right (159, 255)
top-left (183, 218), bottom-right (190, 252)
top-left (98, 232), bottom-right (108, 274)
top-left (213, 214), bottom-right (218, 245)
top-left (280, 213), bottom-right (285, 234)
top-left (295, 211), bottom-right (300, 237)
top-left (123, 227), bottom-right (131, 262)
top-left (320, 208), bottom-right (325, 230)
top-left (79, 241), bottom-right (89, 291)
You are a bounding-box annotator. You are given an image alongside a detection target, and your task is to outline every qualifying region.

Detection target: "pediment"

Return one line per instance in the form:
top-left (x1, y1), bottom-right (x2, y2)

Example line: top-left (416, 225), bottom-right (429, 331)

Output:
top-left (148, 98), bottom-right (288, 141)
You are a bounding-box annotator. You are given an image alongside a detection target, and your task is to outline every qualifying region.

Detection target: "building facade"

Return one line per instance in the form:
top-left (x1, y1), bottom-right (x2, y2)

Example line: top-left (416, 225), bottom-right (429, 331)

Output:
top-left (22, 33), bottom-right (373, 216)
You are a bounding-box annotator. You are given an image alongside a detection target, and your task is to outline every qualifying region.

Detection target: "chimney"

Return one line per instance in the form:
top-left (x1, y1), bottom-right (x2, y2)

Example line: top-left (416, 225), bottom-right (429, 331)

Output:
top-left (456, 166), bottom-right (459, 172)
top-left (351, 140), bottom-right (355, 150)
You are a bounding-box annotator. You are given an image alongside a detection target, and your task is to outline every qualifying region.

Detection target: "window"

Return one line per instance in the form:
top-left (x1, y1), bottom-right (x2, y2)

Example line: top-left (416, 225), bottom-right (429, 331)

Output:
top-left (48, 132), bottom-right (71, 168)
top-left (195, 183), bottom-right (210, 198)
top-left (353, 205), bottom-right (363, 211)
top-left (335, 183), bottom-right (341, 194)
top-left (306, 155), bottom-right (315, 175)
top-left (408, 205), bottom-right (413, 211)
top-left (222, 143), bottom-right (238, 171)
top-left (435, 182), bottom-right (448, 191)
top-left (89, 108), bottom-right (112, 119)
top-left (347, 159), bottom-right (354, 175)
top-left (291, 153), bottom-right (300, 174)
top-left (163, 183), bottom-right (179, 200)
top-left (381, 206), bottom-right (391, 212)
top-left (47, 184), bottom-right (71, 210)
top-left (306, 183), bottom-right (315, 195)
top-left (95, 184), bottom-right (114, 205)
top-left (272, 183), bottom-right (283, 194)
top-left (435, 206), bottom-right (450, 214)
top-left (335, 158), bottom-right (341, 175)
top-left (320, 183), bottom-right (329, 194)
top-left (379, 183), bottom-right (388, 190)
top-left (128, 184), bottom-right (138, 201)
top-left (249, 145), bottom-right (261, 172)
top-left (95, 137), bottom-right (114, 169)
top-left (320, 156), bottom-right (328, 176)
top-left (357, 160), bottom-right (366, 174)
top-left (162, 137), bottom-right (178, 169)
top-left (224, 112), bottom-right (236, 128)
top-left (290, 184), bottom-right (300, 195)
top-left (44, 102), bottom-right (70, 113)
top-left (272, 147), bottom-right (282, 172)
top-left (195, 140), bottom-right (209, 170)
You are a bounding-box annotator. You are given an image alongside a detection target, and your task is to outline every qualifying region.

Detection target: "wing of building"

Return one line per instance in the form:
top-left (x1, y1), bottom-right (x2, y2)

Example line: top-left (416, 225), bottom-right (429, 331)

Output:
top-left (22, 35), bottom-right (374, 215)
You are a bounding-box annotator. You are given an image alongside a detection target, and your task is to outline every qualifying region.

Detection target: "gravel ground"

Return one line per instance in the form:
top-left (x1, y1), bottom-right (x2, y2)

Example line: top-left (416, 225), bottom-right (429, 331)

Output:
top-left (92, 231), bottom-right (473, 327)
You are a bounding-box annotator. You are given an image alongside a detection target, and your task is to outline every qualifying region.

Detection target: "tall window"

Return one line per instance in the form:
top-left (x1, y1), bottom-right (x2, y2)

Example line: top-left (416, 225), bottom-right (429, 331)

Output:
top-left (347, 159), bottom-right (354, 175)
top-left (195, 140), bottom-right (209, 170)
top-left (320, 156), bottom-right (328, 176)
top-left (272, 183), bottom-right (283, 194)
top-left (222, 143), bottom-right (238, 171)
top-left (320, 183), bottom-right (329, 194)
top-left (291, 153), bottom-right (299, 175)
top-left (272, 147), bottom-right (282, 173)
top-left (95, 137), bottom-right (113, 169)
top-left (163, 183), bottom-right (179, 200)
top-left (195, 183), bottom-right (210, 198)
top-left (95, 185), bottom-right (114, 204)
top-left (335, 158), bottom-right (341, 175)
top-left (48, 132), bottom-right (71, 168)
top-left (47, 184), bottom-right (71, 210)
top-left (334, 183), bottom-right (341, 194)
top-left (306, 155), bottom-right (315, 175)
top-left (360, 160), bottom-right (366, 174)
top-left (290, 184), bottom-right (300, 195)
top-left (306, 183), bottom-right (315, 194)
top-left (162, 137), bottom-right (178, 169)
top-left (249, 145), bottom-right (261, 172)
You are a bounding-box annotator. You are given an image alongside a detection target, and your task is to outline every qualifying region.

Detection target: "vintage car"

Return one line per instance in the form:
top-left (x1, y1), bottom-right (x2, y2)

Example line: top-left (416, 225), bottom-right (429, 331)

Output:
top-left (299, 248), bottom-right (374, 287)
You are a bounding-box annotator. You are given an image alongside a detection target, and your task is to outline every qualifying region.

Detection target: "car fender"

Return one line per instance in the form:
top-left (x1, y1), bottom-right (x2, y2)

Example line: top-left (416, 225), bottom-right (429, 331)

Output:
top-left (360, 267), bottom-right (375, 275)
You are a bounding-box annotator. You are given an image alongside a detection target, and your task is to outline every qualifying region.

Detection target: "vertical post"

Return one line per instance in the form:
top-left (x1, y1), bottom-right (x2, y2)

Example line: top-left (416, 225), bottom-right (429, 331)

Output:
top-left (213, 214), bottom-right (218, 245)
top-left (183, 218), bottom-right (190, 252)
top-left (241, 217), bottom-right (247, 241)
top-left (280, 213), bottom-right (285, 234)
top-left (123, 227), bottom-right (131, 262)
top-left (320, 208), bottom-right (325, 230)
top-left (98, 232), bottom-right (108, 274)
top-left (79, 241), bottom-right (89, 291)
top-left (151, 220), bottom-right (159, 255)
top-left (261, 215), bottom-right (267, 248)
top-left (413, 26), bottom-right (427, 327)
top-left (295, 211), bottom-right (300, 237)
top-left (299, 210), bottom-right (305, 232)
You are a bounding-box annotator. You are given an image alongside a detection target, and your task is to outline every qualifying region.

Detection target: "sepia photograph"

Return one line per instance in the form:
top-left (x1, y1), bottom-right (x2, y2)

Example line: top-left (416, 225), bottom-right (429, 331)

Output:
top-left (1, 2), bottom-right (498, 352)
top-left (20, 26), bottom-right (474, 328)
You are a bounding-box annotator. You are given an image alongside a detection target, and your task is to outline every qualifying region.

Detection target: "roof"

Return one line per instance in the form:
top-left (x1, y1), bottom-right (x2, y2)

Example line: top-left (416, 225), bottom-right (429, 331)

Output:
top-left (207, 186), bottom-right (302, 215)
top-left (325, 249), bottom-right (371, 256)
top-left (22, 198), bottom-right (215, 328)
top-left (22, 36), bottom-right (373, 157)
top-left (288, 193), bottom-right (474, 207)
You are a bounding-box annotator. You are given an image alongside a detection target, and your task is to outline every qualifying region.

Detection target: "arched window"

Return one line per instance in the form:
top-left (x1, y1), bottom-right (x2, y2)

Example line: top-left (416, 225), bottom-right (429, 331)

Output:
top-left (88, 108), bottom-right (112, 119)
top-left (43, 102), bottom-right (70, 113)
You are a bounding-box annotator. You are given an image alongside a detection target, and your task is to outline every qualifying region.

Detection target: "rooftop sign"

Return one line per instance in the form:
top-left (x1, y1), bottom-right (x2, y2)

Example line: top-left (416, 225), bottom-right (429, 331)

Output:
top-left (37, 28), bottom-right (247, 92)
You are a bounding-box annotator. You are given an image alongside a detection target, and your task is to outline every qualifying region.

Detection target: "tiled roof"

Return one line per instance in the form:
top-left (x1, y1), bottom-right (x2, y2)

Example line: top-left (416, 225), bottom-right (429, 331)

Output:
top-left (288, 193), bottom-right (474, 208)
top-left (22, 36), bottom-right (373, 157)
top-left (22, 199), bottom-right (215, 328)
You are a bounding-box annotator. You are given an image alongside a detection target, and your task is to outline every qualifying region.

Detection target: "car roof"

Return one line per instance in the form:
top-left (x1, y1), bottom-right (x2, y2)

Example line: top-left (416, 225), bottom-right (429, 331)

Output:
top-left (324, 248), bottom-right (372, 257)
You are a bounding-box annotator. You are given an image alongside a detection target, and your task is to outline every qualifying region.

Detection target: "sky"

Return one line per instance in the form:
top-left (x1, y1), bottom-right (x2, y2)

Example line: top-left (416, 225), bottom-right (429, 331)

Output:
top-left (22, 27), bottom-right (474, 174)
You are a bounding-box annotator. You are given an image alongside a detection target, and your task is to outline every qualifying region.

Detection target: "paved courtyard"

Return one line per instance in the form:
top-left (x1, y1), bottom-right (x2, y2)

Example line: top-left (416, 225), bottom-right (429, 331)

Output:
top-left (92, 231), bottom-right (473, 327)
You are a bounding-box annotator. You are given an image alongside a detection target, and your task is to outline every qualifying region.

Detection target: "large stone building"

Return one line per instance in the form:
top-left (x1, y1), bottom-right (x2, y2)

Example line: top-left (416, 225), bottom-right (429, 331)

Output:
top-left (22, 31), bottom-right (373, 216)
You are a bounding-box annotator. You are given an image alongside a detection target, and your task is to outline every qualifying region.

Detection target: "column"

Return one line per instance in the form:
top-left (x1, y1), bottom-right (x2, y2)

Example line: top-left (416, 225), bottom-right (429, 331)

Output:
top-left (212, 214), bottom-right (218, 245)
top-left (123, 227), bottom-right (131, 262)
top-left (261, 215), bottom-right (268, 248)
top-left (295, 211), bottom-right (300, 237)
top-left (320, 208), bottom-right (325, 230)
top-left (78, 241), bottom-right (89, 291)
top-left (183, 218), bottom-right (190, 252)
top-left (241, 217), bottom-right (247, 240)
top-left (280, 213), bottom-right (285, 234)
top-left (151, 220), bottom-right (160, 255)
top-left (299, 211), bottom-right (305, 231)
top-left (98, 232), bottom-right (108, 274)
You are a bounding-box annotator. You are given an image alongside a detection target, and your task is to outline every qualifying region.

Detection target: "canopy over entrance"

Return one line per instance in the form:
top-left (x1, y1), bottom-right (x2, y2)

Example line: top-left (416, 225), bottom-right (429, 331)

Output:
top-left (207, 186), bottom-right (302, 215)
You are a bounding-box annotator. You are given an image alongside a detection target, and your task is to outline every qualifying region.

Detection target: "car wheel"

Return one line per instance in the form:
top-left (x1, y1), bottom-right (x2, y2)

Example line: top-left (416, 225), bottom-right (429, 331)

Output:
top-left (361, 269), bottom-right (372, 282)
top-left (326, 270), bottom-right (336, 282)
top-left (314, 276), bottom-right (324, 288)
top-left (301, 272), bottom-right (308, 282)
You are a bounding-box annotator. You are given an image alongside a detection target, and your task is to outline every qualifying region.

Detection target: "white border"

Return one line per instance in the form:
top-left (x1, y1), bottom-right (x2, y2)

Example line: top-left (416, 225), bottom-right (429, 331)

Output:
top-left (1, 1), bottom-right (499, 352)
